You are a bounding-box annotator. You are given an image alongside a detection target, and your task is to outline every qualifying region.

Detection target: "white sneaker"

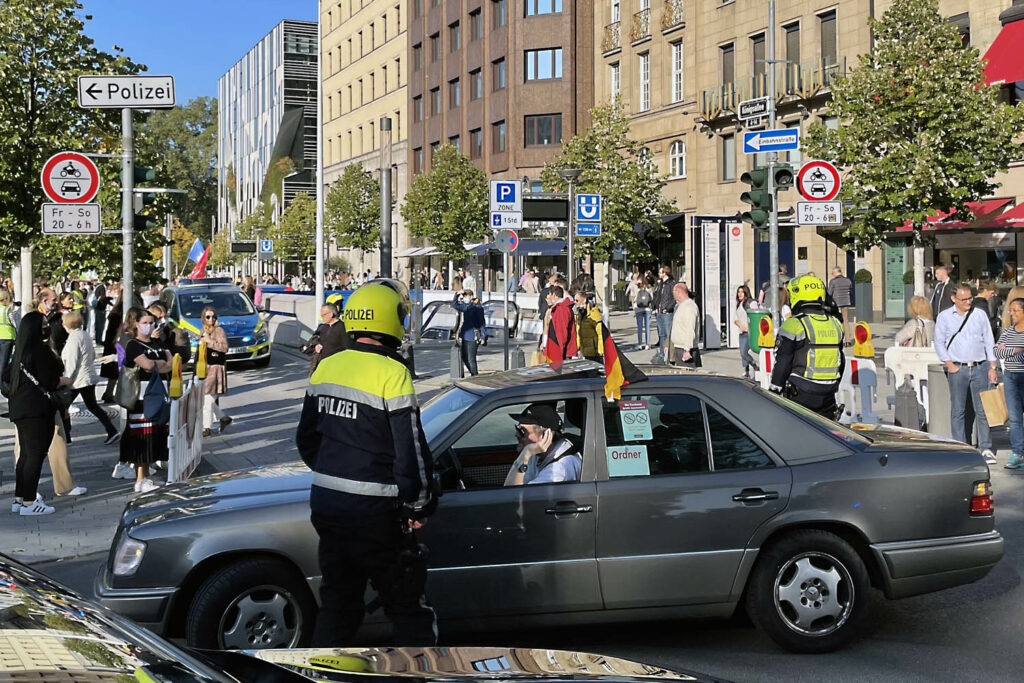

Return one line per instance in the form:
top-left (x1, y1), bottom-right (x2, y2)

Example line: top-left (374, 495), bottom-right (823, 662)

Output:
top-left (20, 495), bottom-right (55, 516)
top-left (11, 501), bottom-right (21, 513)
top-left (982, 449), bottom-right (998, 465)
top-left (152, 460), bottom-right (165, 471)
top-left (111, 463), bottom-right (134, 479)
top-left (134, 479), bottom-right (159, 493)
top-left (58, 486), bottom-right (87, 497)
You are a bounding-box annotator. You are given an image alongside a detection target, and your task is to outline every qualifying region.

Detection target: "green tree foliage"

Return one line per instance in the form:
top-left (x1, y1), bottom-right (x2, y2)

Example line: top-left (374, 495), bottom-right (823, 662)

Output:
top-left (148, 220), bottom-right (198, 276)
top-left (325, 163), bottom-right (381, 251)
top-left (0, 0), bottom-right (143, 262)
top-left (136, 97), bottom-right (218, 240)
top-left (208, 227), bottom-right (234, 270)
top-left (233, 204), bottom-right (271, 241)
top-left (274, 192), bottom-right (316, 264)
top-left (401, 145), bottom-right (488, 258)
top-left (803, 0), bottom-right (1024, 248)
top-left (540, 102), bottom-right (675, 259)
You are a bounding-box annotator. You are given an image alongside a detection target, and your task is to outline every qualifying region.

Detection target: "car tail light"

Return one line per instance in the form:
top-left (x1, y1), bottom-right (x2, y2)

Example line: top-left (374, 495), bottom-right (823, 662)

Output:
top-left (969, 481), bottom-right (994, 516)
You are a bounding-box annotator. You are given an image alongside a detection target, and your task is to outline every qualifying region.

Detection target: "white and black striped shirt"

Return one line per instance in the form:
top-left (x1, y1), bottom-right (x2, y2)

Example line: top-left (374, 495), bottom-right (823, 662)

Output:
top-left (995, 327), bottom-right (1024, 372)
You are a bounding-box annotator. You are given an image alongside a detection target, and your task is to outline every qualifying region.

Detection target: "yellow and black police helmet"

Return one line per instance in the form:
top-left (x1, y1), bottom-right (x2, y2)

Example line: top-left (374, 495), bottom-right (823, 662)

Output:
top-left (342, 281), bottom-right (409, 344)
top-left (788, 275), bottom-right (826, 309)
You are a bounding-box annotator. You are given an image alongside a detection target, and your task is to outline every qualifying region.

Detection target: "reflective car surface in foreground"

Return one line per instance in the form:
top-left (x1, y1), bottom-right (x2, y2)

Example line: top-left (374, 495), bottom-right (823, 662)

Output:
top-left (96, 362), bottom-right (1003, 654)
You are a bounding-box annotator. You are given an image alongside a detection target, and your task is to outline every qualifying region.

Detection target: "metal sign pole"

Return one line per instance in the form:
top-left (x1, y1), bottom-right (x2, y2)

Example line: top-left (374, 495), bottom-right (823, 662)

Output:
top-left (314, 36), bottom-right (325, 309)
top-left (163, 213), bottom-right (173, 281)
top-left (567, 178), bottom-right (575, 279)
top-left (504, 250), bottom-right (510, 370)
top-left (121, 107), bottom-right (134, 302)
top-left (767, 0), bottom-right (780, 329)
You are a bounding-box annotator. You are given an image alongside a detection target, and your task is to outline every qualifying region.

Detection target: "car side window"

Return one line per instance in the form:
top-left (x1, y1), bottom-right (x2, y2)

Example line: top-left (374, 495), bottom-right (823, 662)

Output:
top-left (438, 398), bottom-right (587, 490)
top-left (603, 394), bottom-right (709, 477)
top-left (705, 405), bottom-right (774, 470)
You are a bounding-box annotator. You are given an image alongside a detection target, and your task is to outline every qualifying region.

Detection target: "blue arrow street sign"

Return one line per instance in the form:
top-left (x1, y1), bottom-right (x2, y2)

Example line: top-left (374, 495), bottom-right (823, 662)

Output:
top-left (576, 222), bottom-right (601, 237)
top-left (576, 194), bottom-right (601, 222)
top-left (743, 129), bottom-right (800, 154)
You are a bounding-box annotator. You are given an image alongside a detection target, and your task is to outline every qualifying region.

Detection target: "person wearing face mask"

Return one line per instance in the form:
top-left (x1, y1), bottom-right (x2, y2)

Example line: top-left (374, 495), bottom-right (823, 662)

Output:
top-left (304, 302), bottom-right (349, 375)
top-left (451, 289), bottom-right (485, 376)
top-left (121, 309), bottom-right (173, 492)
top-left (199, 306), bottom-right (232, 437)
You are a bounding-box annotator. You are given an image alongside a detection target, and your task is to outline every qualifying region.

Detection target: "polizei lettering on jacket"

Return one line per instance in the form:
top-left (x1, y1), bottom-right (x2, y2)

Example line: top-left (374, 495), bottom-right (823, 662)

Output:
top-left (344, 308), bottom-right (375, 321)
top-left (319, 396), bottom-right (358, 419)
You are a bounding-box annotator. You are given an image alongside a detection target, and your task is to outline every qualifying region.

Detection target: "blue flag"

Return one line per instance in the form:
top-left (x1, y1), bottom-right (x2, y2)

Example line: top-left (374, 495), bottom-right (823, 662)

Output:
top-left (187, 238), bottom-right (204, 263)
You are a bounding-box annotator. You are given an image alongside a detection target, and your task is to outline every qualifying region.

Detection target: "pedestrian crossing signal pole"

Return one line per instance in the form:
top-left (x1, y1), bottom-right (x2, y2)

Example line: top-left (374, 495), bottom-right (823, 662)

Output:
top-left (121, 108), bottom-right (134, 303)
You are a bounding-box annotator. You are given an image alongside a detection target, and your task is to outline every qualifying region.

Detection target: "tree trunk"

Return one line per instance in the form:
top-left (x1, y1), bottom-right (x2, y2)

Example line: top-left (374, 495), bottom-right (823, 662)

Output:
top-left (914, 240), bottom-right (925, 297)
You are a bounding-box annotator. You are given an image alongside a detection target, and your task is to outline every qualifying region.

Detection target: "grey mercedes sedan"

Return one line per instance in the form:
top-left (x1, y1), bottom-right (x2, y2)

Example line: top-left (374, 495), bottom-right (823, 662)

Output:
top-left (95, 361), bottom-right (1003, 654)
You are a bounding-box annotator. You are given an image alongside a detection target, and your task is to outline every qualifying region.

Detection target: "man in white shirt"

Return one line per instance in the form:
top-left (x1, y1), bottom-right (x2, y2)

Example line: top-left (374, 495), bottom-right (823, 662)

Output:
top-left (934, 283), bottom-right (999, 464)
top-left (504, 404), bottom-right (582, 486)
top-left (462, 271), bottom-right (477, 294)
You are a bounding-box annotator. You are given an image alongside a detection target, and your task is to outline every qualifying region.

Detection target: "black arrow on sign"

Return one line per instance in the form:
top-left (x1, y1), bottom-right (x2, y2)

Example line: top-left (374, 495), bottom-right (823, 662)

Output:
top-left (85, 83), bottom-right (102, 99)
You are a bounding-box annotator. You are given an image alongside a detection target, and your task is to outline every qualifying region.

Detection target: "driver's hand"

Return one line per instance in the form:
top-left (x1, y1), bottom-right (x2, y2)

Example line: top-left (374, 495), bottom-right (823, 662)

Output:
top-left (408, 519), bottom-right (425, 529)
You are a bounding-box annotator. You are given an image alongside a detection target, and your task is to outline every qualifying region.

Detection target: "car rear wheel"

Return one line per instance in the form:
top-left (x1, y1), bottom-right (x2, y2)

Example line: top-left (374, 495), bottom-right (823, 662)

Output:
top-left (185, 557), bottom-right (316, 650)
top-left (745, 530), bottom-right (869, 653)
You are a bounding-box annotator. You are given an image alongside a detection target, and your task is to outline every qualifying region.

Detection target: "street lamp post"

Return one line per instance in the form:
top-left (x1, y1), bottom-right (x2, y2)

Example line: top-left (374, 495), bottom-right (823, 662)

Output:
top-left (380, 117), bottom-right (393, 278)
top-left (557, 168), bottom-right (582, 279)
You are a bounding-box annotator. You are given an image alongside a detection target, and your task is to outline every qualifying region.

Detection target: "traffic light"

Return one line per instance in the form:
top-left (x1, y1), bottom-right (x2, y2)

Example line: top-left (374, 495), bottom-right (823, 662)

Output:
top-left (774, 163), bottom-right (795, 191)
top-left (740, 167), bottom-right (772, 229)
top-left (134, 166), bottom-right (156, 184)
top-left (133, 189), bottom-right (158, 230)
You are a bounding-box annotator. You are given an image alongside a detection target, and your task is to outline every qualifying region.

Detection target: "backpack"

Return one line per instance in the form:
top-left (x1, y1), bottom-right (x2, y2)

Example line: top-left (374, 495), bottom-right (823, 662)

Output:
top-left (636, 289), bottom-right (652, 309)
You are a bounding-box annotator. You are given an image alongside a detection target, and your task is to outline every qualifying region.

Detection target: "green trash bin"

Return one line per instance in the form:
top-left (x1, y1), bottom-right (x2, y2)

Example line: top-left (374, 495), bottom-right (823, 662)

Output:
top-left (748, 310), bottom-right (772, 354)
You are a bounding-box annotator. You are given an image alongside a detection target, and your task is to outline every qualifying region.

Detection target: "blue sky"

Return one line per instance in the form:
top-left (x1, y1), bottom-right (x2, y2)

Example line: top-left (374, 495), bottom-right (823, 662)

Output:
top-left (79, 0), bottom-right (318, 103)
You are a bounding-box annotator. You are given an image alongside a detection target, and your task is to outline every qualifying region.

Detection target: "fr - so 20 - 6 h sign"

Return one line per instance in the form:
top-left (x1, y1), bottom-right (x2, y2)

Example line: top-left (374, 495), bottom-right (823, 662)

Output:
top-left (77, 75), bottom-right (176, 109)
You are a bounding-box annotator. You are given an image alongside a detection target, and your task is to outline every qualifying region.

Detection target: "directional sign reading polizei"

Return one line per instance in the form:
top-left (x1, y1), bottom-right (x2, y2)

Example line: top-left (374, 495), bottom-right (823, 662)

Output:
top-left (576, 194), bottom-right (602, 222)
top-left (743, 129), bottom-right (800, 154)
top-left (797, 160), bottom-right (842, 202)
top-left (797, 201), bottom-right (843, 226)
top-left (42, 203), bottom-right (102, 235)
top-left (496, 229), bottom-right (519, 253)
top-left (78, 75), bottom-right (176, 109)
top-left (738, 97), bottom-right (770, 120)
top-left (41, 151), bottom-right (100, 203)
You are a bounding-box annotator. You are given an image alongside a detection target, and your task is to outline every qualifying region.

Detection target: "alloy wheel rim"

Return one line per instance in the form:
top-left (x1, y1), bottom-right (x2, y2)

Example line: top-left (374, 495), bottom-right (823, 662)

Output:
top-left (772, 551), bottom-right (854, 637)
top-left (218, 585), bottom-right (301, 650)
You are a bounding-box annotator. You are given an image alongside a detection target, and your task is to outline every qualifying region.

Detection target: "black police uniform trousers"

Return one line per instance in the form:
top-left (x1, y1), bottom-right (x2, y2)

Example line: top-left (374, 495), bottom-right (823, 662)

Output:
top-left (311, 511), bottom-right (437, 647)
top-left (788, 379), bottom-right (840, 419)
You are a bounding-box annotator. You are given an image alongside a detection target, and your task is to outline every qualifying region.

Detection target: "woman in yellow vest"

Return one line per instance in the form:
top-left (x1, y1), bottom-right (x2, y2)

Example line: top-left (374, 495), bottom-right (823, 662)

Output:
top-left (0, 289), bottom-right (16, 382)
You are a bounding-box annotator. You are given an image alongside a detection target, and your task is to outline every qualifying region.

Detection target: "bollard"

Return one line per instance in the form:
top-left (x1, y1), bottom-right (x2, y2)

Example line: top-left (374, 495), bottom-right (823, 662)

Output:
top-left (450, 343), bottom-right (464, 382)
top-left (893, 375), bottom-right (921, 430)
top-left (927, 363), bottom-right (951, 438)
top-left (512, 346), bottom-right (526, 369)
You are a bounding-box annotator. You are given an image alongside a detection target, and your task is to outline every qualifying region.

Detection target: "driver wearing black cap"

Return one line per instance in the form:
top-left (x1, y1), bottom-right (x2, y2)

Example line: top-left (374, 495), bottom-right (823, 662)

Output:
top-left (504, 403), bottom-right (582, 486)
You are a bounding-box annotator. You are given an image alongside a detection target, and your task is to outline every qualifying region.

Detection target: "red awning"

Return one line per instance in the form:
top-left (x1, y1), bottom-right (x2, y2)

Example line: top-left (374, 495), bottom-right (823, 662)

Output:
top-left (896, 198), bottom-right (1013, 232)
top-left (991, 203), bottom-right (1024, 228)
top-left (983, 19), bottom-right (1024, 86)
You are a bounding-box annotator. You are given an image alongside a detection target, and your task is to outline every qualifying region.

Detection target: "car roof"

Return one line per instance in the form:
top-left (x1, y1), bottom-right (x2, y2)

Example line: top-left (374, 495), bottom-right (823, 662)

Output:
top-left (455, 360), bottom-right (742, 393)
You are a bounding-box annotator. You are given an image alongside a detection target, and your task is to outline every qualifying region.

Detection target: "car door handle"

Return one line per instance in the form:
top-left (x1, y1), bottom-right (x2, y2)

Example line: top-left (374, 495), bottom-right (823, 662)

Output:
top-left (732, 489), bottom-right (779, 503)
top-left (545, 502), bottom-right (593, 515)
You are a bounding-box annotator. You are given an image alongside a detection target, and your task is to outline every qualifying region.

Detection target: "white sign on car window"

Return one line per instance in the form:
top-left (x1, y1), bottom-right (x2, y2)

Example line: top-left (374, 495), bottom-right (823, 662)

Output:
top-left (607, 444), bottom-right (650, 477)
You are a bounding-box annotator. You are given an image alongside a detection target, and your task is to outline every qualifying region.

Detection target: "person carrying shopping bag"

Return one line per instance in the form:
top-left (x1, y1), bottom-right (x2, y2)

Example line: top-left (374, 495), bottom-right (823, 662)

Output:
top-left (60, 310), bottom-right (120, 445)
top-left (199, 306), bottom-right (232, 437)
top-left (995, 297), bottom-right (1024, 470)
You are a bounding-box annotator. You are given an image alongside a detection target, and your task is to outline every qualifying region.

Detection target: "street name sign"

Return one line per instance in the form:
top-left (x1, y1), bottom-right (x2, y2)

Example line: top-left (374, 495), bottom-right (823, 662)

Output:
top-left (260, 239), bottom-right (274, 254)
top-left (738, 96), bottom-right (770, 120)
top-left (797, 160), bottom-right (842, 202)
top-left (491, 211), bottom-right (523, 230)
top-left (78, 75), bottom-right (176, 109)
top-left (576, 222), bottom-right (601, 237)
top-left (42, 203), bottom-right (101, 235)
top-left (41, 151), bottom-right (100, 203)
top-left (496, 229), bottom-right (519, 253)
top-left (743, 129), bottom-right (800, 154)
top-left (797, 201), bottom-right (843, 226)
top-left (576, 194), bottom-right (602, 222)
top-left (744, 116), bottom-right (765, 129)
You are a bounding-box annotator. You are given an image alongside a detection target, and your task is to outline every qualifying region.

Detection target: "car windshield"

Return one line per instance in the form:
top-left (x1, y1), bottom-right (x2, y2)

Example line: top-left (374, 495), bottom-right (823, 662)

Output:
top-left (421, 385), bottom-right (480, 443)
top-left (178, 290), bottom-right (255, 318)
top-left (758, 386), bottom-right (873, 447)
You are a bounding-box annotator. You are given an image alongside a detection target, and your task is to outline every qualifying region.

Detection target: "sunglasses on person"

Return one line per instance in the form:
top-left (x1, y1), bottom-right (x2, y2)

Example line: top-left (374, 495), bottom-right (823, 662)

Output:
top-left (205, 314), bottom-right (218, 320)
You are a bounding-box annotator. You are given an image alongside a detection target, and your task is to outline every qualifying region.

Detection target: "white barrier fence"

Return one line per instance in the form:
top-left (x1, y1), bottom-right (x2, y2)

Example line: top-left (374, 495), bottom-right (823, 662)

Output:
top-left (755, 348), bottom-right (879, 423)
top-left (167, 378), bottom-right (205, 484)
top-left (882, 346), bottom-right (940, 424)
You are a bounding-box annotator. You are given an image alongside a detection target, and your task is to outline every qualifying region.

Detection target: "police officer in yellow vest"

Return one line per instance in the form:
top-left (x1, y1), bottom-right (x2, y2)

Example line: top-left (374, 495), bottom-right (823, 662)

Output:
top-left (0, 289), bottom-right (16, 384)
top-left (769, 275), bottom-right (845, 419)
top-left (296, 280), bottom-right (437, 647)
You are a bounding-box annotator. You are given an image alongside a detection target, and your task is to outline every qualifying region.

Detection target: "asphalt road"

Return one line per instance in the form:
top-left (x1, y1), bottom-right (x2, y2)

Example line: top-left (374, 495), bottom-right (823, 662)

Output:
top-left (33, 344), bottom-right (1024, 683)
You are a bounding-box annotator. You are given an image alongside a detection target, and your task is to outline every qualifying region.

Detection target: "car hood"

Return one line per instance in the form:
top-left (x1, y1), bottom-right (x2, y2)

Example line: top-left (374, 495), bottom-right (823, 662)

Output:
top-left (122, 462), bottom-right (312, 527)
top-left (851, 423), bottom-right (977, 451)
top-left (239, 647), bottom-right (728, 682)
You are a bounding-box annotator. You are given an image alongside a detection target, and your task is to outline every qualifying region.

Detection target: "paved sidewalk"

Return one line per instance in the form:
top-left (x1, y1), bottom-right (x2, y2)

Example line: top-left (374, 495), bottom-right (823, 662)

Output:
top-left (0, 312), bottom-right (906, 564)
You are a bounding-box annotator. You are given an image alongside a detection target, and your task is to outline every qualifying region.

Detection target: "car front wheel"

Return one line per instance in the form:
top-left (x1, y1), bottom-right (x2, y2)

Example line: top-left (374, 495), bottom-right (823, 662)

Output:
top-left (185, 557), bottom-right (316, 650)
top-left (746, 530), bottom-right (869, 653)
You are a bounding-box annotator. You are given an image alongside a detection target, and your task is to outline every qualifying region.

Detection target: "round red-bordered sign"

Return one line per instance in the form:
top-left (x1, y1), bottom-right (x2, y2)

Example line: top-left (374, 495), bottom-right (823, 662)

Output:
top-left (797, 160), bottom-right (841, 202)
top-left (731, 226), bottom-right (742, 237)
top-left (41, 151), bottom-right (100, 204)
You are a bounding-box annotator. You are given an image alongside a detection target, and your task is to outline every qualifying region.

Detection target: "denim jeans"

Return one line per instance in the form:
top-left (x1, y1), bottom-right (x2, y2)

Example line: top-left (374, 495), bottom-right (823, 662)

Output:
top-left (635, 309), bottom-right (650, 346)
top-left (739, 332), bottom-right (753, 372)
top-left (460, 338), bottom-right (479, 376)
top-left (947, 364), bottom-right (992, 451)
top-left (656, 312), bottom-right (673, 350)
top-left (1003, 371), bottom-right (1024, 455)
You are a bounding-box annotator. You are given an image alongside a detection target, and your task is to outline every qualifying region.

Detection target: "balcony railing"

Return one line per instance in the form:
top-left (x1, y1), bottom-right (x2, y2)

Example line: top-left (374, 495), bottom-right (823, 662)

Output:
top-left (699, 57), bottom-right (846, 120)
top-left (631, 9), bottom-right (651, 43)
top-left (661, 0), bottom-right (684, 31)
top-left (602, 21), bottom-right (621, 53)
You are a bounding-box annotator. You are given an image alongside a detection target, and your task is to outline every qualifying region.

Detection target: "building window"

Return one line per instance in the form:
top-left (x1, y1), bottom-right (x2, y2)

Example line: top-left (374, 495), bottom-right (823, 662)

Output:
top-left (526, 0), bottom-right (562, 16)
top-left (430, 33), bottom-right (440, 62)
top-left (450, 21), bottom-right (460, 52)
top-left (449, 135), bottom-right (461, 153)
top-left (639, 51), bottom-right (650, 111)
top-left (449, 78), bottom-right (461, 108)
top-left (370, 23), bottom-right (376, 50)
top-left (430, 141), bottom-right (440, 163)
top-left (751, 32), bottom-right (766, 93)
top-left (492, 120), bottom-right (507, 153)
top-left (819, 10), bottom-right (837, 67)
top-left (784, 21), bottom-right (801, 90)
top-left (414, 0), bottom-right (423, 18)
top-left (382, 65), bottom-right (388, 93)
top-left (493, 0), bottom-right (506, 28)
top-left (470, 128), bottom-right (483, 159)
top-left (470, 9), bottom-right (483, 40)
top-left (721, 133), bottom-right (735, 181)
top-left (610, 62), bottom-right (620, 100)
top-left (524, 114), bottom-right (562, 146)
top-left (430, 87), bottom-right (441, 115)
top-left (412, 95), bottom-right (423, 122)
top-left (395, 57), bottom-right (402, 87)
top-left (525, 48), bottom-right (563, 80)
top-left (720, 42), bottom-right (734, 86)
top-left (413, 43), bottom-right (423, 70)
top-left (671, 40), bottom-right (683, 103)
top-left (949, 12), bottom-right (970, 46)
top-left (431, 0), bottom-right (440, 6)
top-left (492, 58), bottom-right (506, 89)
top-left (786, 121), bottom-right (801, 164)
top-left (470, 69), bottom-right (483, 99)
top-left (669, 140), bottom-right (686, 178)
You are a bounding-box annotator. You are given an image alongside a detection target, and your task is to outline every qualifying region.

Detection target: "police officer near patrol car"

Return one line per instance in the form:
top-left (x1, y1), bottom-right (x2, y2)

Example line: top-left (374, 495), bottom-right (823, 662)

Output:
top-left (296, 281), bottom-right (438, 647)
top-left (769, 275), bottom-right (846, 418)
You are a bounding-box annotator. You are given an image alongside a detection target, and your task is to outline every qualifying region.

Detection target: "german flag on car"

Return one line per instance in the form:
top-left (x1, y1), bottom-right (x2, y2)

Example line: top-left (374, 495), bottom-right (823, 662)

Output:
top-left (593, 308), bottom-right (646, 400)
